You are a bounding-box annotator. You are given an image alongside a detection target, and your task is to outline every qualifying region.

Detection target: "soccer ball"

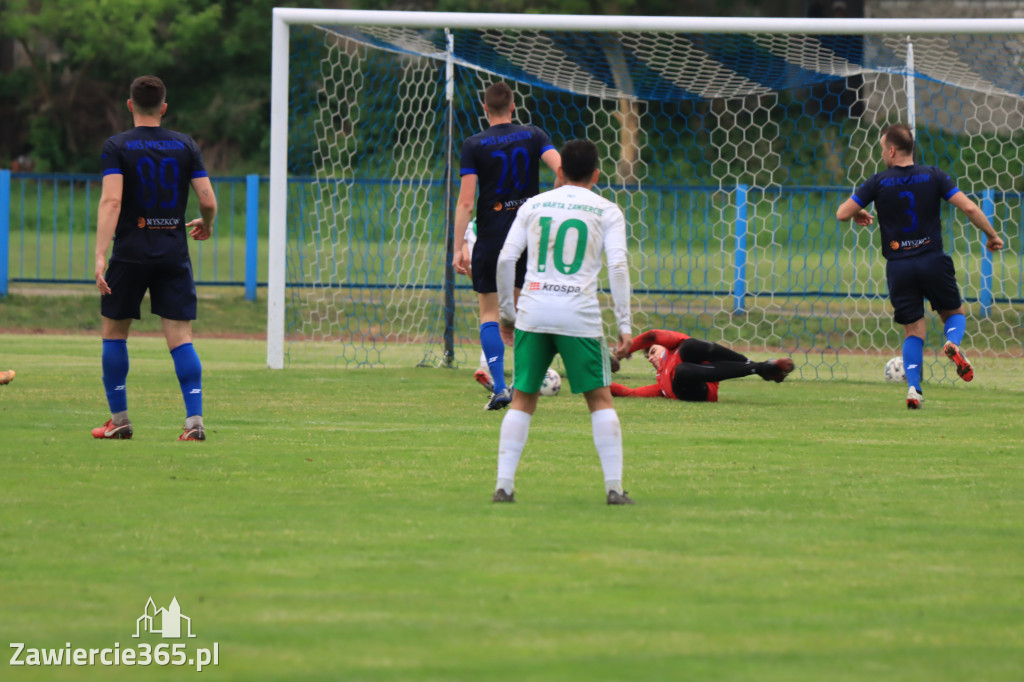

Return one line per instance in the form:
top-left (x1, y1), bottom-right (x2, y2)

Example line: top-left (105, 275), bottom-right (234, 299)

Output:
top-left (539, 368), bottom-right (561, 397)
top-left (884, 356), bottom-right (906, 383)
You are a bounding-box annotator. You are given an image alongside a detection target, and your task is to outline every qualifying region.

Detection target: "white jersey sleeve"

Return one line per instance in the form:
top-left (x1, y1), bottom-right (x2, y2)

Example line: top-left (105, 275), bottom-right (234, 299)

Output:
top-left (497, 214), bottom-right (527, 327)
top-left (602, 209), bottom-right (632, 336)
top-left (465, 219), bottom-right (477, 254)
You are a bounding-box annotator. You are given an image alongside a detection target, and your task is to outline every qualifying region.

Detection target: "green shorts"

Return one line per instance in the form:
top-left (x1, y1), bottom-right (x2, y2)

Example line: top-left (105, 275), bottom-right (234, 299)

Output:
top-left (513, 329), bottom-right (611, 394)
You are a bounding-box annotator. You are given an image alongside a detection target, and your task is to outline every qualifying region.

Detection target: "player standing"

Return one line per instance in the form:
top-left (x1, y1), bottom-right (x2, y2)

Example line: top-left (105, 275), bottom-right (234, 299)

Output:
top-left (92, 75), bottom-right (217, 440)
top-left (458, 218), bottom-right (497, 391)
top-left (836, 123), bottom-right (1004, 409)
top-left (452, 82), bottom-right (561, 410)
top-left (493, 139), bottom-right (634, 505)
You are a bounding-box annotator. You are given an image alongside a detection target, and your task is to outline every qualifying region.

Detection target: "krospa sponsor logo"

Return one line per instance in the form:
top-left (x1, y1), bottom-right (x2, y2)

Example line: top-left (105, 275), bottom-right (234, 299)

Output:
top-left (526, 281), bottom-right (582, 295)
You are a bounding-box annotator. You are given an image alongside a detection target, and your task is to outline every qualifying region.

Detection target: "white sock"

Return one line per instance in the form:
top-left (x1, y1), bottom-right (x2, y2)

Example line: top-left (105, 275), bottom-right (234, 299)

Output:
top-left (591, 408), bottom-right (623, 493)
top-left (496, 409), bottom-right (531, 491)
top-left (479, 350), bottom-right (489, 373)
top-left (185, 415), bottom-right (204, 430)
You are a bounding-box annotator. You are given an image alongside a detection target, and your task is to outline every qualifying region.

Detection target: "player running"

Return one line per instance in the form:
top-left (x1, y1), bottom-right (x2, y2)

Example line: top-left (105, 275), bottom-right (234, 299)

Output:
top-left (493, 139), bottom-right (634, 505)
top-left (452, 81), bottom-right (561, 410)
top-left (836, 123), bottom-right (1004, 409)
top-left (92, 75), bottom-right (217, 441)
top-left (610, 329), bottom-right (794, 402)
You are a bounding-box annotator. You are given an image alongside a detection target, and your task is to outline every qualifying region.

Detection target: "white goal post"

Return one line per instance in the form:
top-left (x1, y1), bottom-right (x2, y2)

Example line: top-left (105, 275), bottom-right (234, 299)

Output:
top-left (268, 9), bottom-right (1024, 383)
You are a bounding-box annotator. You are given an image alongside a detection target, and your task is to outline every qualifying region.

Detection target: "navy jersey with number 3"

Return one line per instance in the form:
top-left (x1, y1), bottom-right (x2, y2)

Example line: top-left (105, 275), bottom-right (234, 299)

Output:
top-left (101, 126), bottom-right (208, 263)
top-left (851, 164), bottom-right (959, 260)
top-left (460, 122), bottom-right (555, 244)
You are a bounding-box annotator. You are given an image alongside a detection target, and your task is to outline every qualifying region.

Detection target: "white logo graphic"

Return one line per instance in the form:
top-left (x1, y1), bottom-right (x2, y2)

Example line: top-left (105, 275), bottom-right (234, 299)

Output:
top-left (9, 597), bottom-right (218, 671)
top-left (134, 597), bottom-right (196, 639)
top-left (189, 389), bottom-right (202, 394)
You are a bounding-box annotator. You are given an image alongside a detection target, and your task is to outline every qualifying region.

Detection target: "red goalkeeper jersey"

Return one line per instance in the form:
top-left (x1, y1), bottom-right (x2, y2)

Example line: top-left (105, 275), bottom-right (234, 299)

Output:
top-left (610, 329), bottom-right (719, 402)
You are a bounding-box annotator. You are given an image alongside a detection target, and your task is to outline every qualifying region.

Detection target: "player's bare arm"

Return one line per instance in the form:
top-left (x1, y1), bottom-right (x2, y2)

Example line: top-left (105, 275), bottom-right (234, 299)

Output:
top-left (499, 321), bottom-right (515, 347)
top-left (541, 149), bottom-right (562, 188)
top-left (187, 176), bottom-right (217, 241)
top-left (836, 197), bottom-right (874, 225)
top-left (460, 242), bottom-right (472, 277)
top-left (947, 191), bottom-right (1005, 252)
top-left (453, 175), bottom-right (477, 275)
top-left (94, 174), bottom-right (124, 295)
top-left (614, 332), bottom-right (633, 360)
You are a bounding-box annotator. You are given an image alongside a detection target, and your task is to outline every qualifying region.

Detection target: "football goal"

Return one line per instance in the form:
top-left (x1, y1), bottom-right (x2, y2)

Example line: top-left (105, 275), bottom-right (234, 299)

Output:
top-left (269, 10), bottom-right (1024, 384)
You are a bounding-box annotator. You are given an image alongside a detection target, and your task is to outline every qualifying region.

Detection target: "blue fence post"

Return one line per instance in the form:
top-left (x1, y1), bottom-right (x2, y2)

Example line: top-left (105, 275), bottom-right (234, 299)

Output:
top-left (979, 189), bottom-right (994, 319)
top-left (733, 183), bottom-right (749, 314)
top-left (245, 174), bottom-right (259, 301)
top-left (0, 169), bottom-right (9, 297)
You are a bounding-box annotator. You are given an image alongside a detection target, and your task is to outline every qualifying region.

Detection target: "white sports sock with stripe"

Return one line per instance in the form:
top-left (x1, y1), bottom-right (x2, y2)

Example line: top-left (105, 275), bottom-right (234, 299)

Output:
top-left (591, 408), bottom-right (623, 493)
top-left (496, 409), bottom-right (531, 492)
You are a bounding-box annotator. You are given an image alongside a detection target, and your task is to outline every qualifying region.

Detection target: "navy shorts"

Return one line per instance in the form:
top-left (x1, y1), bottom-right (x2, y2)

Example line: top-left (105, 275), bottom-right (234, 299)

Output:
top-left (471, 239), bottom-right (526, 294)
top-left (885, 251), bottom-right (962, 325)
top-left (101, 259), bottom-right (198, 321)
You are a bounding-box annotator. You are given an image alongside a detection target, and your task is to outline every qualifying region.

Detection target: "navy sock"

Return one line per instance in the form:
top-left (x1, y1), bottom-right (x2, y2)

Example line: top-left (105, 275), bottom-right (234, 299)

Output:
top-left (903, 336), bottom-right (924, 393)
top-left (944, 313), bottom-right (966, 346)
top-left (480, 322), bottom-right (507, 393)
top-left (102, 339), bottom-right (129, 414)
top-left (170, 343), bottom-right (203, 418)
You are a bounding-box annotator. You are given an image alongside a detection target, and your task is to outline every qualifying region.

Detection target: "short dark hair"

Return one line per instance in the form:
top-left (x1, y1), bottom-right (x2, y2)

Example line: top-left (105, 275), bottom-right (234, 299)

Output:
top-left (484, 82), bottom-right (513, 115)
top-left (882, 123), bottom-right (914, 155)
top-left (130, 76), bottom-right (166, 115)
top-left (560, 139), bottom-right (599, 182)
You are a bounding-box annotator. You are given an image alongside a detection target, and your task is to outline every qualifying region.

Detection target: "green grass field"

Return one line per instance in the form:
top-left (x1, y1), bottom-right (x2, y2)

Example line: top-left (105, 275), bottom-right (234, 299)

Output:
top-left (2, 332), bottom-right (1023, 681)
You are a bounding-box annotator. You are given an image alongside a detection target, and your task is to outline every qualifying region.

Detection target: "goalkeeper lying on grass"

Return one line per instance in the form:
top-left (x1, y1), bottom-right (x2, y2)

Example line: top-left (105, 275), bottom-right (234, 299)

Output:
top-left (610, 329), bottom-right (794, 402)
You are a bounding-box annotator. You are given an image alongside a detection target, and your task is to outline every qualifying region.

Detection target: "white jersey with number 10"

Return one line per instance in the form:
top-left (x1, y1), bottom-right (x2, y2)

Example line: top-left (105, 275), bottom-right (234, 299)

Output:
top-left (497, 184), bottom-right (631, 338)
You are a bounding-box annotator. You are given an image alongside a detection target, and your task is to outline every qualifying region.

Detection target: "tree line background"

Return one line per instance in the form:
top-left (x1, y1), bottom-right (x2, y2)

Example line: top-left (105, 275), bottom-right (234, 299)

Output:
top-left (0, 0), bottom-right (810, 174)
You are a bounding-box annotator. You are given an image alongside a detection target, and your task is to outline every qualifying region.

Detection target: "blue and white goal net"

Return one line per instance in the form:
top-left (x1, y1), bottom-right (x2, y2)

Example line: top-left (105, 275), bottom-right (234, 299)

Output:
top-left (272, 12), bottom-right (1023, 384)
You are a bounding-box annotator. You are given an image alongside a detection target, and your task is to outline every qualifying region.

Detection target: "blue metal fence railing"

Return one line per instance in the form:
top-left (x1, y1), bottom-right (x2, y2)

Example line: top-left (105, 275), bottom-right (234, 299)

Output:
top-left (1, 172), bottom-right (265, 301)
top-left (0, 169), bottom-right (9, 297)
top-left (3, 172), bottom-right (1022, 312)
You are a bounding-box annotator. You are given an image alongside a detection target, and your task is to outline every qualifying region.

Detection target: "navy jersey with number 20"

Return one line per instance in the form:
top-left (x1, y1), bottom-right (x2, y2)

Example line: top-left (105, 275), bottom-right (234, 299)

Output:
top-left (459, 122), bottom-right (555, 246)
top-left (851, 164), bottom-right (959, 260)
top-left (101, 126), bottom-right (208, 263)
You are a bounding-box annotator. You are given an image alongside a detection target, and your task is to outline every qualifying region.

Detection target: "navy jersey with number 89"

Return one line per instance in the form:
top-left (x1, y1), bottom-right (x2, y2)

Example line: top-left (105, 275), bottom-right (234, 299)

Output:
top-left (101, 126), bottom-right (208, 263)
